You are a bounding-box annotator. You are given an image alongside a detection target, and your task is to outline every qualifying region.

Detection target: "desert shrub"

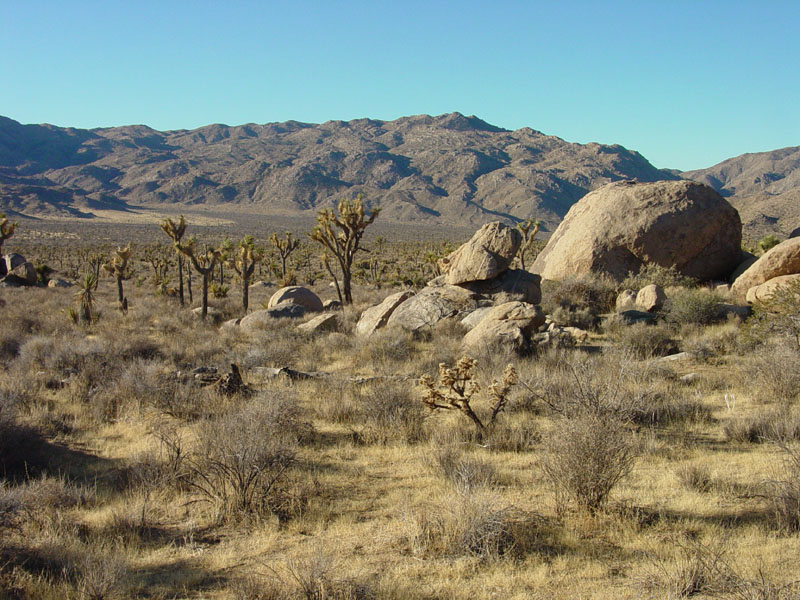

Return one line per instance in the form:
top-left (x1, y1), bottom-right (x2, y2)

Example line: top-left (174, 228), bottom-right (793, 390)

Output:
top-left (759, 442), bottom-right (800, 532)
top-left (549, 305), bottom-right (597, 330)
top-left (542, 274), bottom-right (616, 329)
top-left (758, 234), bottom-right (781, 254)
top-left (541, 413), bottom-right (636, 514)
top-left (620, 263), bottom-right (697, 291)
top-left (404, 490), bottom-right (519, 559)
top-left (675, 465), bottom-right (714, 493)
top-left (356, 383), bottom-right (427, 445)
top-left (612, 322), bottom-right (676, 359)
top-left (662, 288), bottom-right (723, 326)
top-left (483, 417), bottom-right (540, 452)
top-left (186, 392), bottom-right (311, 522)
top-left (0, 392), bottom-right (47, 481)
top-left (748, 344), bottom-right (800, 405)
top-left (236, 550), bottom-right (375, 600)
top-left (427, 446), bottom-right (498, 494)
top-left (75, 549), bottom-right (128, 600)
top-left (629, 392), bottom-right (712, 428)
top-left (724, 409), bottom-right (800, 444)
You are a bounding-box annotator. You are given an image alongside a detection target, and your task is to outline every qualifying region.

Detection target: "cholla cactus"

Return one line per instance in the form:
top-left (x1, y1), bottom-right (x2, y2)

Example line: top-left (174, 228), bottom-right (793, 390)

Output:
top-left (0, 213), bottom-right (16, 255)
top-left (308, 195), bottom-right (380, 305)
top-left (103, 245), bottom-right (131, 310)
top-left (419, 357), bottom-right (518, 435)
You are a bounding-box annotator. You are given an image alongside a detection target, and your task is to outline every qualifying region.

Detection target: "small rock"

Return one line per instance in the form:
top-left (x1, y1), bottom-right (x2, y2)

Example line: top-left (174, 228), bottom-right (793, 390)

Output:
top-left (636, 284), bottom-right (666, 312)
top-left (680, 373), bottom-right (702, 384)
top-left (323, 299), bottom-right (342, 311)
top-left (298, 312), bottom-right (340, 334)
top-left (47, 278), bottom-right (73, 288)
top-left (616, 290), bottom-right (638, 312)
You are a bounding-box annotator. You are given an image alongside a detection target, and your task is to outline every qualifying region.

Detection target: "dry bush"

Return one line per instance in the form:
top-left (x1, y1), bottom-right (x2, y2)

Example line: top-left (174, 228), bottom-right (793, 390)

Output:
top-left (542, 413), bottom-right (636, 514)
top-left (759, 442), bottom-right (800, 532)
top-left (541, 273), bottom-right (617, 329)
top-left (611, 322), bottom-right (677, 359)
top-left (235, 549), bottom-right (375, 600)
top-left (353, 328), bottom-right (416, 373)
top-left (403, 490), bottom-right (519, 560)
top-left (662, 287), bottom-right (724, 327)
top-left (355, 382), bottom-right (427, 445)
top-left (675, 465), bottom-right (714, 494)
top-left (637, 535), bottom-right (733, 599)
top-left (724, 409), bottom-right (800, 444)
top-left (620, 263), bottom-right (698, 291)
top-left (76, 550), bottom-right (128, 600)
top-left (426, 445), bottom-right (498, 494)
top-left (186, 392), bottom-right (312, 522)
top-left (747, 344), bottom-right (800, 405)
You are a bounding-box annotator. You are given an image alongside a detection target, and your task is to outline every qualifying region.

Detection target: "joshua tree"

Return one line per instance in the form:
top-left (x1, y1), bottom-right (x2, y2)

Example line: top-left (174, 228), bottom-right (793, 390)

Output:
top-left (160, 215), bottom-right (187, 305)
top-left (177, 237), bottom-right (221, 320)
top-left (231, 235), bottom-right (264, 314)
top-left (0, 213), bottom-right (16, 256)
top-left (269, 231), bottom-right (300, 284)
top-left (103, 245), bottom-right (132, 312)
top-left (308, 195), bottom-right (379, 305)
top-left (218, 238), bottom-right (233, 286)
top-left (516, 218), bottom-right (541, 271)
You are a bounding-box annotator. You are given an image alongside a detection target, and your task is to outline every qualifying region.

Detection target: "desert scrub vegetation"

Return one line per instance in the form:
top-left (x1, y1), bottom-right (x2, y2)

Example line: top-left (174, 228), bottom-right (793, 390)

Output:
top-left (5, 226), bottom-right (800, 598)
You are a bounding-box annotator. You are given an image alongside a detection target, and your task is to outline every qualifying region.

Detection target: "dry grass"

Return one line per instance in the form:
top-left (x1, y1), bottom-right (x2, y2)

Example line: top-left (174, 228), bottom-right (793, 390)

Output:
top-left (3, 246), bottom-right (800, 600)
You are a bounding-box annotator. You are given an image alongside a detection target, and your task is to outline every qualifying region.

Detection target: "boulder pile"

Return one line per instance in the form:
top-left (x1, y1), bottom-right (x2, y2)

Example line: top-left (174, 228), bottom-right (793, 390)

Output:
top-left (0, 252), bottom-right (38, 287)
top-left (730, 237), bottom-right (800, 303)
top-left (356, 221), bottom-right (546, 353)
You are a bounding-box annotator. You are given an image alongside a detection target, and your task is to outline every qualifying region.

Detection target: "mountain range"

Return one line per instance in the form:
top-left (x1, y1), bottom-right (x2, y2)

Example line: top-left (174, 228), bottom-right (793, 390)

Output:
top-left (1, 113), bottom-right (797, 237)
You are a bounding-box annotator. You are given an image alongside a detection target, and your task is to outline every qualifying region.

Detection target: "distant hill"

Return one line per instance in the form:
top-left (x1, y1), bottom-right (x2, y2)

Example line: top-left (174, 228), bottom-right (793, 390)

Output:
top-left (683, 147), bottom-right (800, 240)
top-left (0, 113), bottom-right (677, 229)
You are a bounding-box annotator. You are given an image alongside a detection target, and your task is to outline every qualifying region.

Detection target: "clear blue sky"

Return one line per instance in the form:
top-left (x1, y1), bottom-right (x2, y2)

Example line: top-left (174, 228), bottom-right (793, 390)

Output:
top-left (2, 0), bottom-right (798, 171)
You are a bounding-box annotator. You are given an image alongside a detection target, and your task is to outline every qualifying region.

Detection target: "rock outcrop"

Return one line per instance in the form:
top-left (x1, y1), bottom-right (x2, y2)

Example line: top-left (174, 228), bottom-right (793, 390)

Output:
top-left (744, 274), bottom-right (800, 304)
top-left (438, 222), bottom-right (521, 284)
top-left (267, 286), bottom-right (323, 312)
top-left (462, 301), bottom-right (546, 354)
top-left (531, 180), bottom-right (742, 282)
top-left (731, 237), bottom-right (800, 300)
top-left (355, 290), bottom-right (414, 336)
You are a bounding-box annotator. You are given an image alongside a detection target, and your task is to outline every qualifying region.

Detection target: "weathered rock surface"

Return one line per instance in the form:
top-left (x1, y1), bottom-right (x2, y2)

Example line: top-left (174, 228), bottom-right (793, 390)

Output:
top-left (47, 278), bottom-right (73, 288)
top-left (616, 290), bottom-right (638, 312)
top-left (731, 237), bottom-right (800, 299)
top-left (439, 222), bottom-right (521, 284)
top-left (460, 307), bottom-right (494, 330)
top-left (455, 269), bottom-right (541, 305)
top-left (744, 274), bottom-right (800, 304)
top-left (267, 301), bottom-right (307, 319)
top-left (387, 286), bottom-right (479, 331)
top-left (298, 313), bottom-right (340, 334)
top-left (356, 290), bottom-right (414, 336)
top-left (531, 180), bottom-right (742, 282)
top-left (462, 301), bottom-right (546, 354)
top-left (1, 253), bottom-right (37, 286)
top-left (267, 286), bottom-right (323, 312)
top-left (636, 284), bottom-right (666, 312)
top-left (728, 252), bottom-right (758, 284)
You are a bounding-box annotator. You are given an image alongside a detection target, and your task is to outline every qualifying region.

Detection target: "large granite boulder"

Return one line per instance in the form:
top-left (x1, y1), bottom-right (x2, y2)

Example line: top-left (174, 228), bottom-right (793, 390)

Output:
top-left (438, 222), bottom-right (521, 285)
top-left (731, 237), bottom-right (800, 300)
top-left (462, 301), bottom-right (546, 354)
top-left (455, 268), bottom-right (541, 305)
top-left (355, 290), bottom-right (414, 336)
top-left (386, 285), bottom-right (479, 331)
top-left (744, 274), bottom-right (800, 304)
top-left (636, 284), bottom-right (666, 312)
top-left (531, 180), bottom-right (742, 282)
top-left (298, 313), bottom-right (340, 334)
top-left (267, 286), bottom-right (323, 312)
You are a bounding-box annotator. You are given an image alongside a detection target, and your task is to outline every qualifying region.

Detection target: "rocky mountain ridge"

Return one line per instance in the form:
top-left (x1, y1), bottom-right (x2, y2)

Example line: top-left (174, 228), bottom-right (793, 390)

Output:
top-left (0, 113), bottom-right (676, 228)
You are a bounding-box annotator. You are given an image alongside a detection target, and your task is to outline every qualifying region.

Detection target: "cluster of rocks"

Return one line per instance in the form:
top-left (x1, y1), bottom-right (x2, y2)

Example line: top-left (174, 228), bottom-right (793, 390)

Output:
top-left (0, 253), bottom-right (38, 287)
top-left (225, 285), bottom-right (341, 334)
top-left (356, 222), bottom-right (547, 353)
top-left (729, 236), bottom-right (800, 303)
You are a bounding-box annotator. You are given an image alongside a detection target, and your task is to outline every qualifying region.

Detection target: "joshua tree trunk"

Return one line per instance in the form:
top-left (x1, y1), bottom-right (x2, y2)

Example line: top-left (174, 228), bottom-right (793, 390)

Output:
top-left (116, 277), bottom-right (124, 305)
top-left (187, 270), bottom-right (193, 303)
top-left (202, 273), bottom-right (209, 319)
top-left (242, 276), bottom-right (249, 313)
top-left (178, 255), bottom-right (185, 306)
